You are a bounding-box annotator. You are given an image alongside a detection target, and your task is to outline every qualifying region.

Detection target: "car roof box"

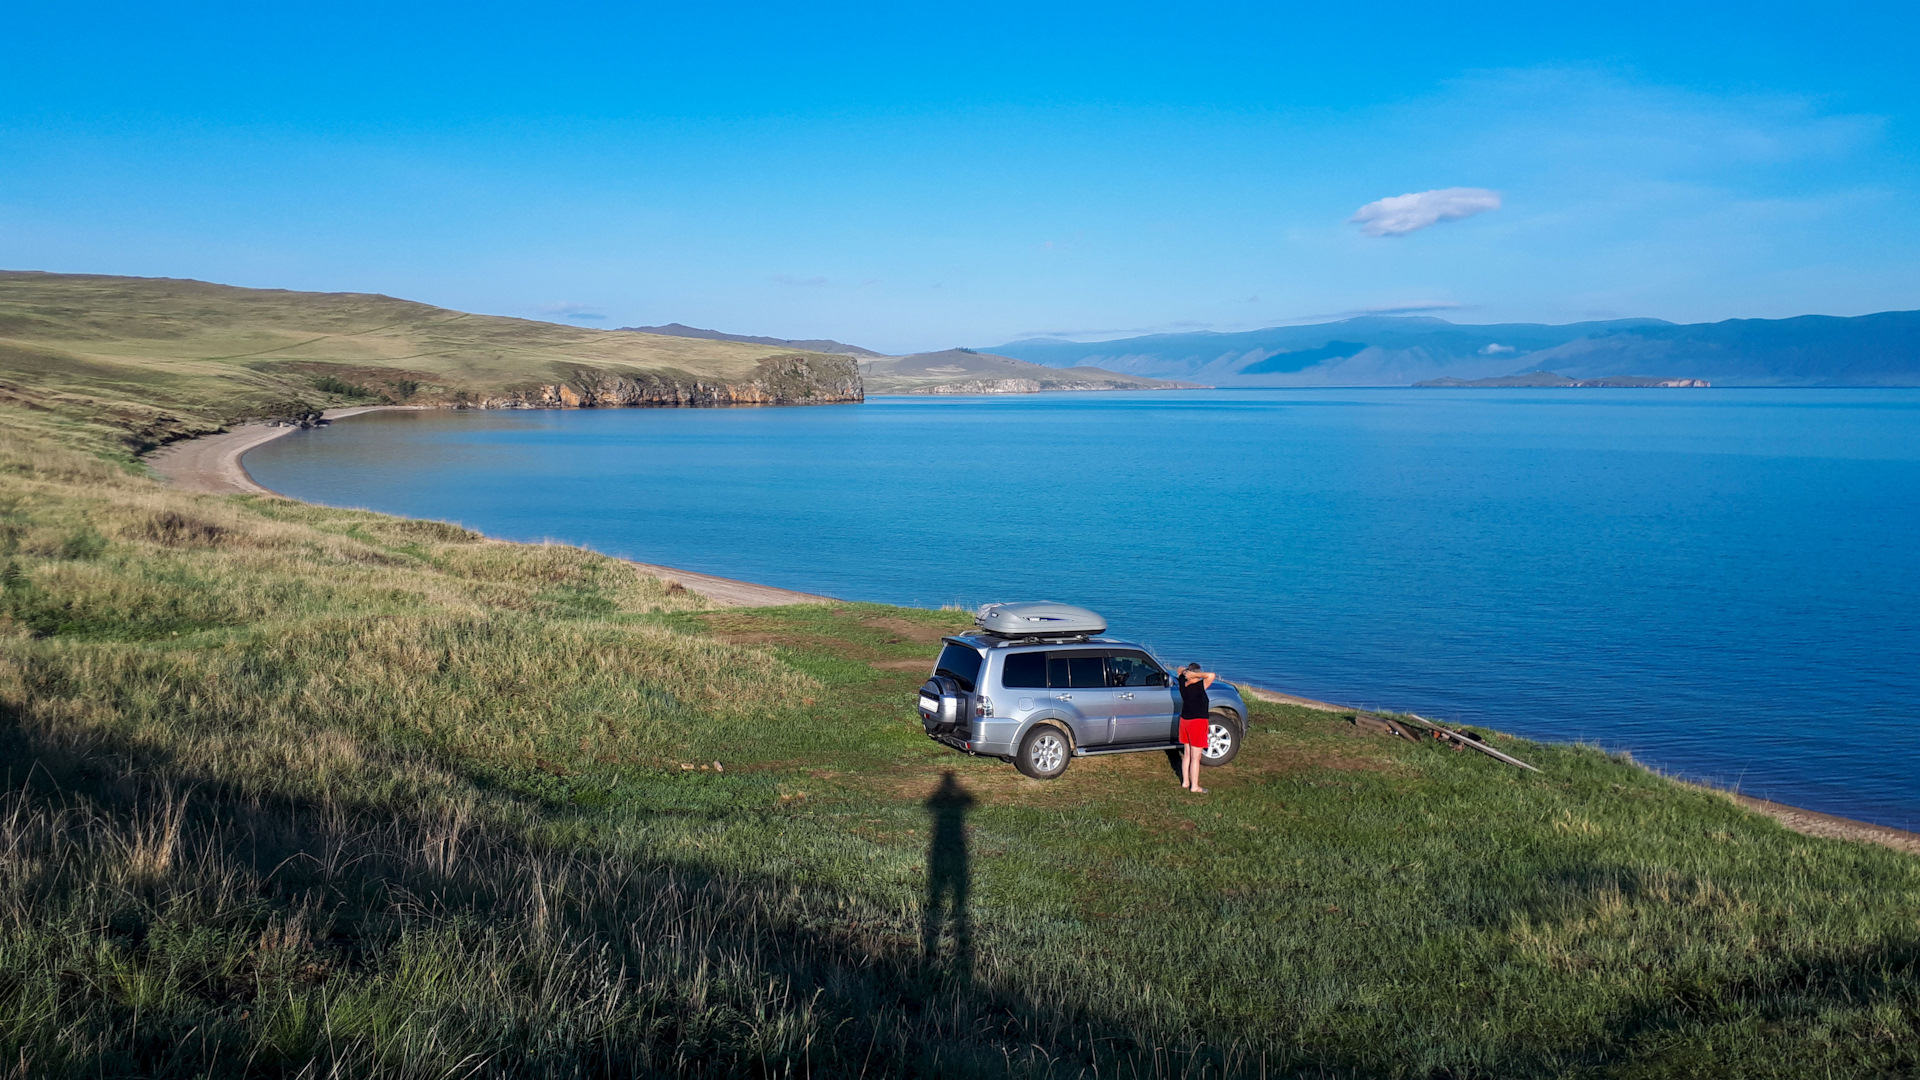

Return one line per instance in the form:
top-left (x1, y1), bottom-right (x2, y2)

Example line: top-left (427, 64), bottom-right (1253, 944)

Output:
top-left (975, 601), bottom-right (1107, 639)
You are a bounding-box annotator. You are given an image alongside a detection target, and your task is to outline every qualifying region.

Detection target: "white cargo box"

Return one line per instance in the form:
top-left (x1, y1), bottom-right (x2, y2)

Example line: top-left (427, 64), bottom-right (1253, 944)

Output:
top-left (975, 601), bottom-right (1107, 638)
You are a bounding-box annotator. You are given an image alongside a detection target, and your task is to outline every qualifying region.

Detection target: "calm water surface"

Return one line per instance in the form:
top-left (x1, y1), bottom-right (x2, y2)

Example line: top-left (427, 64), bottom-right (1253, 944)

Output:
top-left (247, 390), bottom-right (1920, 828)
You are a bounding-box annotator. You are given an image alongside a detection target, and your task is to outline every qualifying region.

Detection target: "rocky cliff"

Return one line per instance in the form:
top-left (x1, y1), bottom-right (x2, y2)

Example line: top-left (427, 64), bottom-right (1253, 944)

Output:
top-left (473, 354), bottom-right (864, 409)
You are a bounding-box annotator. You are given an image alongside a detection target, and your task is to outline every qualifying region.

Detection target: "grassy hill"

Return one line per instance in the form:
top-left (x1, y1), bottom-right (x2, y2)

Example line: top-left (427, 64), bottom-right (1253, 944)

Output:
top-left (0, 272), bottom-right (861, 450)
top-left (0, 343), bottom-right (1916, 1074)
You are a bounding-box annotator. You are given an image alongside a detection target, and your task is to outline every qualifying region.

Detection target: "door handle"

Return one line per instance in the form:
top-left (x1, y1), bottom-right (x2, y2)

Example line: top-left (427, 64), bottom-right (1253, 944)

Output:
top-left (1058, 693), bottom-right (1072, 700)
top-left (1119, 692), bottom-right (1134, 700)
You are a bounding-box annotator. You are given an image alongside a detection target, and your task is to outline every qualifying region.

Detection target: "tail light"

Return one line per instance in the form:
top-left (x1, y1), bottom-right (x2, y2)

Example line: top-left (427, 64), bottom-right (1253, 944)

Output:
top-left (975, 695), bottom-right (994, 718)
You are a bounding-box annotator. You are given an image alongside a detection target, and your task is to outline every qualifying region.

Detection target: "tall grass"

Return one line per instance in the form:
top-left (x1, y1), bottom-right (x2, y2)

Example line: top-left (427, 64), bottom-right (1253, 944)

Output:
top-left (2, 404), bottom-right (1918, 1077)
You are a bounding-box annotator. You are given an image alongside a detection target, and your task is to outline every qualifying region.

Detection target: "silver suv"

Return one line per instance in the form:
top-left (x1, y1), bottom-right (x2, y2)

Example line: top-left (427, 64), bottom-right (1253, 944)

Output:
top-left (916, 602), bottom-right (1248, 779)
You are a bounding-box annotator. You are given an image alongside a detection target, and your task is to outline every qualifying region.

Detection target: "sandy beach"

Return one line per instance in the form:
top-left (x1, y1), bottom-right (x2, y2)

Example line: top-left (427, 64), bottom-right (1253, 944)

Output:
top-left (145, 406), bottom-right (401, 495)
top-left (142, 412), bottom-right (1920, 857)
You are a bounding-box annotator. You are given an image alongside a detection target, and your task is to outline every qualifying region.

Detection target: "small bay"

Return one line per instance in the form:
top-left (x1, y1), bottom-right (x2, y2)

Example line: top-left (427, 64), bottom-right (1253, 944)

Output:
top-left (246, 389), bottom-right (1920, 828)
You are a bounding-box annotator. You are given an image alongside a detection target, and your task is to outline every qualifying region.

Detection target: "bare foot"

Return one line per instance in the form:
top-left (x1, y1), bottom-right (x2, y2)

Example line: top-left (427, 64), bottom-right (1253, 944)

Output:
top-left (1191, 786), bottom-right (1207, 794)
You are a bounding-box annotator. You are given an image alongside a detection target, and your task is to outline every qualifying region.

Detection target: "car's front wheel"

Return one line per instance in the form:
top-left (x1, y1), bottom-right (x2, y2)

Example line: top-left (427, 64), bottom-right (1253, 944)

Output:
top-left (1014, 724), bottom-right (1072, 780)
top-left (1200, 709), bottom-right (1242, 767)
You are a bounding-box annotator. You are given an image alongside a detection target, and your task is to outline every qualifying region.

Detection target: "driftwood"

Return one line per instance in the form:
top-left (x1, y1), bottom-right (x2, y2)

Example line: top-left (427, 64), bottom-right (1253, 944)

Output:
top-left (1403, 714), bottom-right (1541, 772)
top-left (1349, 712), bottom-right (1420, 742)
top-left (1262, 684), bottom-right (1542, 773)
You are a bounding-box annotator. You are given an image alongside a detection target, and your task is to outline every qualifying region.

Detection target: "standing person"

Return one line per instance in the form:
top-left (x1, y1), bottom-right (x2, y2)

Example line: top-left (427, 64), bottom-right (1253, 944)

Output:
top-left (1178, 662), bottom-right (1216, 793)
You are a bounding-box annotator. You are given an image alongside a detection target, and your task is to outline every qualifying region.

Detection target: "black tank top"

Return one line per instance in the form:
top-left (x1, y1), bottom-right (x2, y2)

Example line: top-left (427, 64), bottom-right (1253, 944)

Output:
top-left (1179, 675), bottom-right (1210, 719)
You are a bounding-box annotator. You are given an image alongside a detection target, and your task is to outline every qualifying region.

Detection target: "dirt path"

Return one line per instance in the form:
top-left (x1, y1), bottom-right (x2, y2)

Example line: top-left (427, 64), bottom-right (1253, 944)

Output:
top-left (624, 561), bottom-right (838, 608)
top-left (1243, 686), bottom-right (1348, 712)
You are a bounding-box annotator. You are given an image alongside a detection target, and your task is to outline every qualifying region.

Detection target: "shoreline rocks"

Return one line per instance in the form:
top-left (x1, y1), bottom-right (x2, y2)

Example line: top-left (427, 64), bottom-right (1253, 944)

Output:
top-left (470, 354), bottom-right (863, 409)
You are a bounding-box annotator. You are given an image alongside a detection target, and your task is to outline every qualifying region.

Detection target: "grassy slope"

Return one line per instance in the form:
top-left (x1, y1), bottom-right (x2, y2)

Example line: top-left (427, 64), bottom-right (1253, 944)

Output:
top-left (0, 272), bottom-right (850, 448)
top-left (1, 404), bottom-right (1917, 1078)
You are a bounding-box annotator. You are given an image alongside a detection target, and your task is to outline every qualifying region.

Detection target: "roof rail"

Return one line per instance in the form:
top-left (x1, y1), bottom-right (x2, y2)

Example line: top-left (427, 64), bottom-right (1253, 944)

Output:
top-left (973, 631), bottom-right (1096, 646)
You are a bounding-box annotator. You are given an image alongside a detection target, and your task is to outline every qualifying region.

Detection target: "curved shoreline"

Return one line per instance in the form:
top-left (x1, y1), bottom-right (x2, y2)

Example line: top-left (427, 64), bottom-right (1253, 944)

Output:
top-left (144, 407), bottom-right (838, 609)
top-left (145, 406), bottom-right (403, 495)
top-left (143, 414), bottom-right (1920, 855)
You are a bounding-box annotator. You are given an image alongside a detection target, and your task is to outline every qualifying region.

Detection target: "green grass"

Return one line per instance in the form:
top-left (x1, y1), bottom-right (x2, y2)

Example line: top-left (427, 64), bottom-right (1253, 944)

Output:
top-left (0, 403), bottom-right (1917, 1077)
top-left (0, 271), bottom-right (858, 449)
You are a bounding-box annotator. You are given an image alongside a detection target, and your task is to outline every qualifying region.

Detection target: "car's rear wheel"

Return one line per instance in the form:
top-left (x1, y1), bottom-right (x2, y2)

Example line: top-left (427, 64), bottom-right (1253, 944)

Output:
top-left (1200, 709), bottom-right (1242, 767)
top-left (1015, 725), bottom-right (1071, 779)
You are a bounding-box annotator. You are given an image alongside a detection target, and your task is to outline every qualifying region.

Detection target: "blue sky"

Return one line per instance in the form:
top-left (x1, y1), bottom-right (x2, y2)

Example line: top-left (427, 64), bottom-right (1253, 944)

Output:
top-left (3, 1), bottom-right (1916, 353)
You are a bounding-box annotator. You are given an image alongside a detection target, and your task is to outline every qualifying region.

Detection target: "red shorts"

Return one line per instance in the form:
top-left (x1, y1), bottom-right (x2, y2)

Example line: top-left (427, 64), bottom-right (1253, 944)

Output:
top-left (1180, 716), bottom-right (1210, 748)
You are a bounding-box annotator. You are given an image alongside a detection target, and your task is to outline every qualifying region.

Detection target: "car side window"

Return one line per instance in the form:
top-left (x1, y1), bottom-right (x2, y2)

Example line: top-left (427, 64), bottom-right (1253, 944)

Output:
top-left (1065, 656), bottom-right (1107, 689)
top-left (1001, 651), bottom-right (1047, 688)
top-left (1106, 652), bottom-right (1162, 687)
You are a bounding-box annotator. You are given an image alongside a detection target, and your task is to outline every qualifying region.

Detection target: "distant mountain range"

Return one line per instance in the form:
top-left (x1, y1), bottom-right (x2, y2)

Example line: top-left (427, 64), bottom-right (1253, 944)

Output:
top-left (620, 322), bottom-right (885, 357)
top-left (984, 310), bottom-right (1920, 387)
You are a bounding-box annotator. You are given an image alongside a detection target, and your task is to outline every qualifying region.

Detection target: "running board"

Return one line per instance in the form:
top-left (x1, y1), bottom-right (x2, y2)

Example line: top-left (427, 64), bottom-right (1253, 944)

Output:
top-left (1075, 743), bottom-right (1180, 757)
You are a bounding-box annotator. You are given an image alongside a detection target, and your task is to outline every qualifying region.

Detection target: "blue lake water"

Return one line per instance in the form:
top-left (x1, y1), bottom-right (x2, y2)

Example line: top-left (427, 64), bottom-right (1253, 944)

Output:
top-left (246, 390), bottom-right (1920, 828)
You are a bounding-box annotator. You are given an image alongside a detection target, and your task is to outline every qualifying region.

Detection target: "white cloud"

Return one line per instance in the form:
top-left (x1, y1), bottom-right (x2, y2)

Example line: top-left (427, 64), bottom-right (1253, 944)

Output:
top-left (1350, 187), bottom-right (1502, 237)
top-left (1480, 343), bottom-right (1516, 355)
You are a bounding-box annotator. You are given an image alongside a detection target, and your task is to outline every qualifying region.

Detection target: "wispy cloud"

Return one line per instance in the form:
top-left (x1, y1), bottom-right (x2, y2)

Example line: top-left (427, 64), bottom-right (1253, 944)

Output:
top-left (1350, 187), bottom-right (1502, 237)
top-left (1278, 301), bottom-right (1464, 323)
top-left (537, 302), bottom-right (605, 321)
top-left (1009, 318), bottom-right (1217, 341)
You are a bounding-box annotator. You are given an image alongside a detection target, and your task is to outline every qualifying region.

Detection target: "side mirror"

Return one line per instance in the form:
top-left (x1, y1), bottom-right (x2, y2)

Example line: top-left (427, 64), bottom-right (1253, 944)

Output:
top-left (1150, 672), bottom-right (1169, 687)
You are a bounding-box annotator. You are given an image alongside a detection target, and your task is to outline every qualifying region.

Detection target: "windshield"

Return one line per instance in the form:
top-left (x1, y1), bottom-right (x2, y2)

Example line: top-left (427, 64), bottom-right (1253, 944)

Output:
top-left (934, 643), bottom-right (984, 692)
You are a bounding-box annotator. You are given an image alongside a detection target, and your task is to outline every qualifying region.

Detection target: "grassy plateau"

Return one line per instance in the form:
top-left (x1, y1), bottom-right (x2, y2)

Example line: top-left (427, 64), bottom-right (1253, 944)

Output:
top-left (0, 272), bottom-right (858, 450)
top-left (0, 304), bottom-right (1917, 1075)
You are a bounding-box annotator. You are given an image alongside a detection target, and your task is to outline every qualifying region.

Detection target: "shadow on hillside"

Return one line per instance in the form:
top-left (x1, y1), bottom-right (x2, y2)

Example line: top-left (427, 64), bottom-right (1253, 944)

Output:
top-left (15, 698), bottom-right (1910, 1078)
top-left (0, 707), bottom-right (1285, 1078)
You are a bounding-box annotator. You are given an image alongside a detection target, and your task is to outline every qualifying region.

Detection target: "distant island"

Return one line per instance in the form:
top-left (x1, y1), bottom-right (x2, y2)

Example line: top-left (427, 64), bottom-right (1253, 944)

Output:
top-left (1415, 371), bottom-right (1711, 388)
top-left (859, 348), bottom-right (1198, 394)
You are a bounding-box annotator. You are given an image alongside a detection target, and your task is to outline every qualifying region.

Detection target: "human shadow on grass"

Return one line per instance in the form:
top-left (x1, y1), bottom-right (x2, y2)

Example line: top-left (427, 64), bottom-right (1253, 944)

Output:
top-left (922, 770), bottom-right (976, 979)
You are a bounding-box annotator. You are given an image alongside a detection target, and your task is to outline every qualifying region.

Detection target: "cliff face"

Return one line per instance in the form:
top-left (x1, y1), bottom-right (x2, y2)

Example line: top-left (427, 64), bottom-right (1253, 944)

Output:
top-left (474, 354), bottom-right (864, 409)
